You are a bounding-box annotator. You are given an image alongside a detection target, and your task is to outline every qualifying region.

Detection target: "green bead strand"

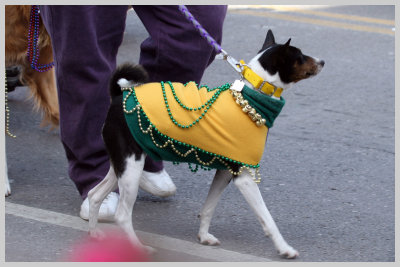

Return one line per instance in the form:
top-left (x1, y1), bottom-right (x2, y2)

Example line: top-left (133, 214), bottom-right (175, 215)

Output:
top-left (160, 81), bottom-right (230, 129)
top-left (165, 81), bottom-right (223, 111)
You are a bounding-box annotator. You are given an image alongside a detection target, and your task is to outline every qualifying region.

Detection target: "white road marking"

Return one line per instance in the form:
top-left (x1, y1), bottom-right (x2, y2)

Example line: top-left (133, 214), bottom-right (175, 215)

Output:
top-left (5, 201), bottom-right (272, 262)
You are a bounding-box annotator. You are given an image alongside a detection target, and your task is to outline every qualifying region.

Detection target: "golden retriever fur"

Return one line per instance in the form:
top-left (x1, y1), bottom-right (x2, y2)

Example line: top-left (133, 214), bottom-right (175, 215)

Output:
top-left (5, 5), bottom-right (59, 127)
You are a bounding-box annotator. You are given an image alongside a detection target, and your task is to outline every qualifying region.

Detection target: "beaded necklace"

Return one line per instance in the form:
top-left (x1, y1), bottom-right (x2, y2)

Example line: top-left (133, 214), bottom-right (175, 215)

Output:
top-left (161, 81), bottom-right (231, 129)
top-left (27, 5), bottom-right (54, 72)
top-left (5, 71), bottom-right (17, 138)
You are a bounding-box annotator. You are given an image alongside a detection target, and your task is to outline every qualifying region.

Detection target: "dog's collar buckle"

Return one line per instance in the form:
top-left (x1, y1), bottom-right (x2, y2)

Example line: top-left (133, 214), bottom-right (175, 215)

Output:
top-left (257, 82), bottom-right (279, 97)
top-left (257, 80), bottom-right (273, 93)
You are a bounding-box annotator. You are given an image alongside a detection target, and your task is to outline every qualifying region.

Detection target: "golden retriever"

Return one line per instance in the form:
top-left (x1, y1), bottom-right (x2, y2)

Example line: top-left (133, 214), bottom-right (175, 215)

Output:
top-left (5, 5), bottom-right (59, 127)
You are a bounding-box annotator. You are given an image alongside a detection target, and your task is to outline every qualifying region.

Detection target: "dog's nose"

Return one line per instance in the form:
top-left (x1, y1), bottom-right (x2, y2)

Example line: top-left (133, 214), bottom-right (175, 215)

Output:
top-left (320, 60), bottom-right (325, 67)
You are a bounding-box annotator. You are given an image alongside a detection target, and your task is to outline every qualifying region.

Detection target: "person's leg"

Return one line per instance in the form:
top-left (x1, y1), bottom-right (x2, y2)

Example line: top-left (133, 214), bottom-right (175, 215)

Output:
top-left (134, 5), bottom-right (227, 83)
top-left (40, 5), bottom-right (129, 199)
top-left (133, 5), bottom-right (227, 173)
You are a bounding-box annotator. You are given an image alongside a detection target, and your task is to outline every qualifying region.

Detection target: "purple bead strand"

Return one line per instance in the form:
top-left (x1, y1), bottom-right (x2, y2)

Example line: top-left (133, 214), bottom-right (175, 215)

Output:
top-left (27, 5), bottom-right (55, 72)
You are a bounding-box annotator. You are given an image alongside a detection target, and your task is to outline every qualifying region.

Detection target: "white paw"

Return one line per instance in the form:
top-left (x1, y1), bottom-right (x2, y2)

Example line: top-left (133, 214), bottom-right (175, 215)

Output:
top-left (89, 228), bottom-right (106, 240)
top-left (278, 246), bottom-right (299, 259)
top-left (197, 233), bottom-right (221, 246)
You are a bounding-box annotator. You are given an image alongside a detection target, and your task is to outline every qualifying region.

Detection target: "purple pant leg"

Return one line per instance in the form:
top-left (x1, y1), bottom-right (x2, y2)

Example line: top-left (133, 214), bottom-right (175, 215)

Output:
top-left (40, 6), bottom-right (129, 199)
top-left (133, 5), bottom-right (227, 171)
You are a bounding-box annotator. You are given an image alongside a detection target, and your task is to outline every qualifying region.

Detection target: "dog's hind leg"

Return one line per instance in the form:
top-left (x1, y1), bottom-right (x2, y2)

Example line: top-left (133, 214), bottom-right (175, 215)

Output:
top-left (114, 154), bottom-right (146, 248)
top-left (198, 169), bottom-right (232, 245)
top-left (88, 166), bottom-right (118, 238)
top-left (233, 170), bottom-right (299, 259)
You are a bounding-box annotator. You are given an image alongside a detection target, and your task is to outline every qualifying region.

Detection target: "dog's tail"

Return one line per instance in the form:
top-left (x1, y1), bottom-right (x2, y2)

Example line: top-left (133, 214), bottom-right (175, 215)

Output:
top-left (109, 63), bottom-right (149, 98)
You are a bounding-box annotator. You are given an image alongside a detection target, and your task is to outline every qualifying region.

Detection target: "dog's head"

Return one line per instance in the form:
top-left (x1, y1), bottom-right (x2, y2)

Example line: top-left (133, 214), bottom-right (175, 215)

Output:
top-left (247, 30), bottom-right (324, 90)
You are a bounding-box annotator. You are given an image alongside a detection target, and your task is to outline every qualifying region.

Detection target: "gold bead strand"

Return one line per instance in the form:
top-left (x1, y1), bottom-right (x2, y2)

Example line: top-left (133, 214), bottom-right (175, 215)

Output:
top-left (148, 128), bottom-right (171, 149)
top-left (5, 71), bottom-right (16, 138)
top-left (254, 167), bottom-right (262, 183)
top-left (217, 157), bottom-right (262, 183)
top-left (231, 90), bottom-right (266, 127)
top-left (193, 150), bottom-right (217, 166)
top-left (136, 108), bottom-right (152, 134)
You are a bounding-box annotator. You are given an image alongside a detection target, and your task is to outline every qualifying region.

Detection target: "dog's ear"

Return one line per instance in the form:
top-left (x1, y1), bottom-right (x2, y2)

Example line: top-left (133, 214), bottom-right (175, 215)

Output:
top-left (284, 38), bottom-right (291, 47)
top-left (260, 29), bottom-right (276, 52)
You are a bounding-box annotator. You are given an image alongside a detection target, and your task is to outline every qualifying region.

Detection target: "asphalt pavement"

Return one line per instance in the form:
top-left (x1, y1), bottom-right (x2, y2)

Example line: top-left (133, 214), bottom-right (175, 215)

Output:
top-left (4, 5), bottom-right (395, 262)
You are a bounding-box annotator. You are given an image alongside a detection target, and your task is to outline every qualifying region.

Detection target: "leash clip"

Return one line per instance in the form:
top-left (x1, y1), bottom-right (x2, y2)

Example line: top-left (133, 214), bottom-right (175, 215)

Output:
top-left (219, 49), bottom-right (243, 74)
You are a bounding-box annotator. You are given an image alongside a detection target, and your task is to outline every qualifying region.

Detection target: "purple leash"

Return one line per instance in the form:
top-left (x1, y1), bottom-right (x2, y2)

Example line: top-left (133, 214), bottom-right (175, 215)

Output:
top-left (178, 5), bottom-right (243, 73)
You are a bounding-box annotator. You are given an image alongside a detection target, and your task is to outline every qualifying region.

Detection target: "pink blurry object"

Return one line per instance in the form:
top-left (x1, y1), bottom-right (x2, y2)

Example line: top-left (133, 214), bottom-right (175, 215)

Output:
top-left (67, 229), bottom-right (149, 262)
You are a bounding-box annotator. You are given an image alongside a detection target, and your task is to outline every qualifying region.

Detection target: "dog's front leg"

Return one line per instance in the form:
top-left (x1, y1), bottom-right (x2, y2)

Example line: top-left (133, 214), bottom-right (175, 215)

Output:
top-left (198, 169), bottom-right (232, 245)
top-left (233, 171), bottom-right (299, 259)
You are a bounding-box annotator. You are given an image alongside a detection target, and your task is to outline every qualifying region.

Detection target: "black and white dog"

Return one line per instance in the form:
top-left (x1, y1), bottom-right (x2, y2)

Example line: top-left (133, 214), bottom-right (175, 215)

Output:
top-left (87, 30), bottom-right (324, 259)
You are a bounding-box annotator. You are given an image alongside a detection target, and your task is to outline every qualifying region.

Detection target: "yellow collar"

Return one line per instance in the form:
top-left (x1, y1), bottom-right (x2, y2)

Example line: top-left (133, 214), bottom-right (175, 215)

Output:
top-left (239, 60), bottom-right (283, 98)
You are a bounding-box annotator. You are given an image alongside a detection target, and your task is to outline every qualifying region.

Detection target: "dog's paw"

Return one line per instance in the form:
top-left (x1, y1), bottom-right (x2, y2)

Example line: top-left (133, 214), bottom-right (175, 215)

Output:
top-left (89, 228), bottom-right (106, 240)
top-left (197, 233), bottom-right (221, 246)
top-left (278, 246), bottom-right (299, 259)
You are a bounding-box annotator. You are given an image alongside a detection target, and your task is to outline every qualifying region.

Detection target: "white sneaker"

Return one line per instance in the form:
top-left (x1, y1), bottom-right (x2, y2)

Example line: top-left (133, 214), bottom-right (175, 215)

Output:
top-left (139, 169), bottom-right (176, 197)
top-left (79, 192), bottom-right (119, 222)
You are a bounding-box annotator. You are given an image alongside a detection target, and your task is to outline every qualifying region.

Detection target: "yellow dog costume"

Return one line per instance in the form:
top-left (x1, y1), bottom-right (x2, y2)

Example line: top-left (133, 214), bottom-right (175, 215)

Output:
top-left (122, 81), bottom-right (285, 177)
